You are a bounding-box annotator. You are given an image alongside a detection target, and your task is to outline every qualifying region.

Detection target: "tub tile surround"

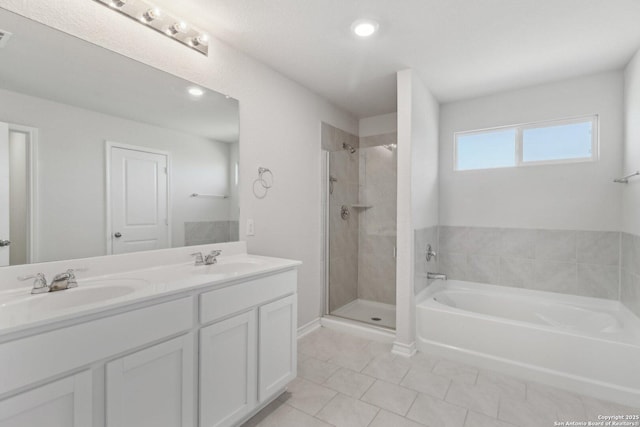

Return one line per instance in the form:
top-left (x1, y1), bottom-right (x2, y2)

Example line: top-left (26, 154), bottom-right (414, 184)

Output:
top-left (622, 232), bottom-right (640, 317)
top-left (243, 328), bottom-right (639, 427)
top-left (435, 226), bottom-right (622, 300)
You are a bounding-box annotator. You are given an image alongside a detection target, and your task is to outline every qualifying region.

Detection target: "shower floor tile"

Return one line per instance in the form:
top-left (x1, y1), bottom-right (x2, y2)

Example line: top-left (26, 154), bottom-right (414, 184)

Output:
top-left (331, 298), bottom-right (396, 329)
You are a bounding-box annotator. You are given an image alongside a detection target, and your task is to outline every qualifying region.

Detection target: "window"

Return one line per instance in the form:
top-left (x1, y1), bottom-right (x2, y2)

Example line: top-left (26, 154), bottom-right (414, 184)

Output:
top-left (454, 115), bottom-right (598, 171)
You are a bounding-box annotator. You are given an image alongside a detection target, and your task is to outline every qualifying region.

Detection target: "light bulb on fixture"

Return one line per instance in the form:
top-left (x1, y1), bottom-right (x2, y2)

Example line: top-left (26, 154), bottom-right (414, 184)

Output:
top-left (110, 0), bottom-right (126, 8)
top-left (166, 21), bottom-right (187, 36)
top-left (351, 19), bottom-right (379, 37)
top-left (190, 34), bottom-right (209, 47)
top-left (141, 7), bottom-right (161, 23)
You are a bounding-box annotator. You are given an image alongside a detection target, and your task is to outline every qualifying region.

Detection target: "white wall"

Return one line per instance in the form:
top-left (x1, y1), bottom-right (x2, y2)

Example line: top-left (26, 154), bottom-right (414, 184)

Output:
top-left (1, 1), bottom-right (357, 328)
top-left (395, 70), bottom-right (439, 355)
top-left (0, 88), bottom-right (232, 262)
top-left (623, 50), bottom-right (640, 236)
top-left (359, 113), bottom-right (397, 137)
top-left (439, 71), bottom-right (624, 231)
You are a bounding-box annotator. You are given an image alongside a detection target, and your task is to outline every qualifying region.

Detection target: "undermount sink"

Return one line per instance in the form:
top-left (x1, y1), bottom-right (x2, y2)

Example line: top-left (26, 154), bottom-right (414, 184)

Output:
top-left (0, 278), bottom-right (148, 312)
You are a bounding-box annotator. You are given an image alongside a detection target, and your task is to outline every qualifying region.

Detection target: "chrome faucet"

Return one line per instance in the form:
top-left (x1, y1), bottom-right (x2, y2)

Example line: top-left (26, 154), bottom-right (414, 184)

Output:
top-left (19, 269), bottom-right (85, 294)
top-left (427, 272), bottom-right (447, 280)
top-left (426, 244), bottom-right (437, 262)
top-left (191, 252), bottom-right (205, 265)
top-left (204, 250), bottom-right (222, 265)
top-left (192, 250), bottom-right (222, 266)
top-left (19, 273), bottom-right (49, 294)
top-left (49, 269), bottom-right (80, 292)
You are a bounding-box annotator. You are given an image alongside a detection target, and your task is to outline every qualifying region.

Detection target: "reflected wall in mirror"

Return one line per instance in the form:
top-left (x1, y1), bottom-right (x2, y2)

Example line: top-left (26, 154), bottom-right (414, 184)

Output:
top-left (0, 8), bottom-right (240, 267)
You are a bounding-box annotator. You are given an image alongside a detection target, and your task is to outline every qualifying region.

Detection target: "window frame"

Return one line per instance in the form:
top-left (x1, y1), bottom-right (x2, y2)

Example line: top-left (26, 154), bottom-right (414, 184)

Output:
top-left (453, 114), bottom-right (599, 172)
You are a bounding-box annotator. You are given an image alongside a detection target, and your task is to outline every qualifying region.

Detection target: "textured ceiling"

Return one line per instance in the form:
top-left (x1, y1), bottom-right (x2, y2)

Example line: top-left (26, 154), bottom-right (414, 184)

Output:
top-left (49, 1), bottom-right (640, 118)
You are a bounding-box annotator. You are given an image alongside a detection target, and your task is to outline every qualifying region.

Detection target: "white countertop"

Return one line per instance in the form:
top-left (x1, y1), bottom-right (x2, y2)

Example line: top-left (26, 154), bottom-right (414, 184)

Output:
top-left (0, 253), bottom-right (301, 337)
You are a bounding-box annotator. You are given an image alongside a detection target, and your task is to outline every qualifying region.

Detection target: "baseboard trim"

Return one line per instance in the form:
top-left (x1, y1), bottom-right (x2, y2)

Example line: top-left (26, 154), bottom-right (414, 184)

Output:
top-left (297, 318), bottom-right (322, 339)
top-left (391, 341), bottom-right (416, 357)
top-left (320, 316), bottom-right (395, 343)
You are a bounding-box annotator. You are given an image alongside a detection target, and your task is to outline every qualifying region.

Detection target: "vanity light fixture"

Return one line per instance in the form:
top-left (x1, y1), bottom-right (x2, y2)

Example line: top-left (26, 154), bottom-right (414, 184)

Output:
top-left (351, 19), bottom-right (379, 37)
top-left (93, 0), bottom-right (209, 55)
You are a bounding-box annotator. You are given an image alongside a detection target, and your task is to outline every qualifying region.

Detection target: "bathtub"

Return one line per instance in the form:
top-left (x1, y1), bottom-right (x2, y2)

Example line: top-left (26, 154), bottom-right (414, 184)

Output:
top-left (416, 280), bottom-right (640, 407)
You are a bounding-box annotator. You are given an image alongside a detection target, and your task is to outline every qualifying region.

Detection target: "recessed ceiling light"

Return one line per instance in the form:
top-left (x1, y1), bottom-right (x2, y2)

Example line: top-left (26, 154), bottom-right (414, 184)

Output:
top-left (188, 87), bottom-right (205, 97)
top-left (351, 19), bottom-right (379, 37)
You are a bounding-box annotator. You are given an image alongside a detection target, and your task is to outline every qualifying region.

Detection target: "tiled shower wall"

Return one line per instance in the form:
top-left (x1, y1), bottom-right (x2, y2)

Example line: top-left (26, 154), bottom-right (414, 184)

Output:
top-left (357, 133), bottom-right (398, 305)
top-left (322, 123), bottom-right (360, 312)
top-left (435, 226), bottom-right (621, 300)
top-left (622, 233), bottom-right (640, 317)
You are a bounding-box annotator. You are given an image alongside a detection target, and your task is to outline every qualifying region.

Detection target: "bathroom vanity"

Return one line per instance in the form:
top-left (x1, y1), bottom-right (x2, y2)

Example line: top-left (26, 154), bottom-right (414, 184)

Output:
top-left (0, 242), bottom-right (299, 427)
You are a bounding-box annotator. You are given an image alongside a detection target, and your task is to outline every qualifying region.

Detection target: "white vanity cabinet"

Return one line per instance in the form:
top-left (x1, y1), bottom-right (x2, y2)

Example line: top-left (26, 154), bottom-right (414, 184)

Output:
top-left (258, 294), bottom-right (296, 402)
top-left (106, 333), bottom-right (195, 427)
top-left (199, 270), bottom-right (297, 427)
top-left (200, 311), bottom-right (257, 427)
top-left (0, 371), bottom-right (92, 427)
top-left (0, 266), bottom-right (298, 427)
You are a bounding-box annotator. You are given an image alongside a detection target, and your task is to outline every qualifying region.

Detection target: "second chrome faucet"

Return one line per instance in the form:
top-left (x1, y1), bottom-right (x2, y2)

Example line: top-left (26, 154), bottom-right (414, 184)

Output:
top-left (191, 250), bottom-right (222, 266)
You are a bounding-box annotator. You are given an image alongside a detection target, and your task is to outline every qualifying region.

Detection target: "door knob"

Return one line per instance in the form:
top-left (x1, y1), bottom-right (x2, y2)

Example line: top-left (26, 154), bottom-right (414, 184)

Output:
top-left (114, 232), bottom-right (122, 238)
top-left (0, 240), bottom-right (10, 247)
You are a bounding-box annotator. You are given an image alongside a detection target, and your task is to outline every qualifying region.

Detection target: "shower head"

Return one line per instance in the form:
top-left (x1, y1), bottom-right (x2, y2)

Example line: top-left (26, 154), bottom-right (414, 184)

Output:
top-left (342, 142), bottom-right (357, 154)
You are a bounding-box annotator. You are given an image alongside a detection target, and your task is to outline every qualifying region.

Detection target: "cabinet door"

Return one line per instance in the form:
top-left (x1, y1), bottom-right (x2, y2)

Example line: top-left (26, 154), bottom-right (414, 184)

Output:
top-left (0, 370), bottom-right (92, 427)
top-left (258, 294), bottom-right (297, 402)
top-left (200, 310), bottom-right (257, 427)
top-left (106, 334), bottom-right (194, 427)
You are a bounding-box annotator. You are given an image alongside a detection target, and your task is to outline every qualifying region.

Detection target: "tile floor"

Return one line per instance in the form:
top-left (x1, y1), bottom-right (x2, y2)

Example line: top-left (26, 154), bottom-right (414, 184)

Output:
top-left (243, 327), bottom-right (639, 427)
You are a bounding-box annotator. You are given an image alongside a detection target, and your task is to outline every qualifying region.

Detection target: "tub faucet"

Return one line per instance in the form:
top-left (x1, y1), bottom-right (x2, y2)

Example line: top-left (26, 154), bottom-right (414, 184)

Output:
top-left (427, 272), bottom-right (447, 280)
top-left (426, 244), bottom-right (437, 262)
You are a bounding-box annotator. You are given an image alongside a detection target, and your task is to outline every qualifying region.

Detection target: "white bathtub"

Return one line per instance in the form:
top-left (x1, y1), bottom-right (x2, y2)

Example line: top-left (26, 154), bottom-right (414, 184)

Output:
top-left (416, 280), bottom-right (640, 407)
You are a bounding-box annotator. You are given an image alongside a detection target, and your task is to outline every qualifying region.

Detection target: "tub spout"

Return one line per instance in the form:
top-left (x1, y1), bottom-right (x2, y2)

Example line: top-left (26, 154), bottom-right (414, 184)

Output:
top-left (427, 272), bottom-right (447, 280)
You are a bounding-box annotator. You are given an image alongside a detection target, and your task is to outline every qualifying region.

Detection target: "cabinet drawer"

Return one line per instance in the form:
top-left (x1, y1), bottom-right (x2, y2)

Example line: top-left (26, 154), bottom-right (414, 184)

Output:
top-left (200, 270), bottom-right (296, 324)
top-left (0, 297), bottom-right (193, 396)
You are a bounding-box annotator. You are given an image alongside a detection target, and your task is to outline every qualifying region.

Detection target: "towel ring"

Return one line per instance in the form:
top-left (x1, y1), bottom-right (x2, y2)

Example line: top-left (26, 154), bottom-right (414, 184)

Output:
top-left (258, 167), bottom-right (273, 189)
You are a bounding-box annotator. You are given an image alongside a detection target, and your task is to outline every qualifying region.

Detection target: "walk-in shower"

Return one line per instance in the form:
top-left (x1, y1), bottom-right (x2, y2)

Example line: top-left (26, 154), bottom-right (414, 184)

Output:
top-left (321, 123), bottom-right (398, 329)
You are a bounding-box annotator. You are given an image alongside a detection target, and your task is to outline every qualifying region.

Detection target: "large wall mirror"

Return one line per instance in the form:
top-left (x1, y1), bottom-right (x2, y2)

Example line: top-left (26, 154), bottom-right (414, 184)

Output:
top-left (0, 8), bottom-right (240, 267)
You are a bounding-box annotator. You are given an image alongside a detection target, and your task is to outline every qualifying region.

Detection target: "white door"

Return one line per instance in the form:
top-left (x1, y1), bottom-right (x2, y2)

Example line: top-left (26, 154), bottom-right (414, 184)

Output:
top-left (109, 144), bottom-right (169, 254)
top-left (0, 370), bottom-right (92, 427)
top-left (0, 122), bottom-right (9, 267)
top-left (258, 295), bottom-right (297, 402)
top-left (200, 310), bottom-right (257, 427)
top-left (106, 334), bottom-right (194, 427)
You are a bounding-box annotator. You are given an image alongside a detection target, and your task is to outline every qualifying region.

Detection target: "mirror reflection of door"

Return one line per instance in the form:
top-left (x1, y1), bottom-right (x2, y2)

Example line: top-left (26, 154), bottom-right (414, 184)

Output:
top-left (0, 121), bottom-right (33, 267)
top-left (108, 143), bottom-right (170, 255)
